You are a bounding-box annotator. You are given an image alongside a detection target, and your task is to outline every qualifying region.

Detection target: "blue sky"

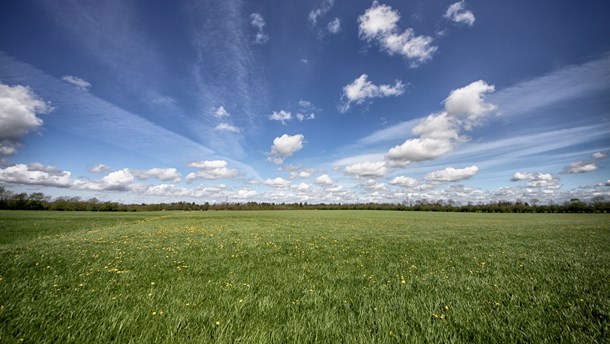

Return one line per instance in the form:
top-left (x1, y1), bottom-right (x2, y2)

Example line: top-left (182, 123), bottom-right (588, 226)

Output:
top-left (1, 0), bottom-right (609, 204)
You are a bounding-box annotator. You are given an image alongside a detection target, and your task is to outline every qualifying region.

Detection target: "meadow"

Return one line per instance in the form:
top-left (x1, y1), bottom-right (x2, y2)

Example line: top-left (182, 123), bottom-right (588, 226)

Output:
top-left (0, 210), bottom-right (608, 343)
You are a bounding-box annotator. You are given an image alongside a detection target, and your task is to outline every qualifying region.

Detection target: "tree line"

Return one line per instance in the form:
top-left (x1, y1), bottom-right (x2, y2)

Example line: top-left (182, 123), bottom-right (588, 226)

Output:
top-left (0, 187), bottom-right (608, 213)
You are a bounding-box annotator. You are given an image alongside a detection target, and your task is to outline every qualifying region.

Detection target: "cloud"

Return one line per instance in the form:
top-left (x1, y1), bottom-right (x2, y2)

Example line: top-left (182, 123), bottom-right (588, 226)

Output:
top-left (214, 106), bottom-right (230, 118)
top-left (344, 161), bottom-right (387, 178)
top-left (593, 152), bottom-right (607, 159)
top-left (309, 0), bottom-right (335, 25)
top-left (425, 165), bottom-right (479, 182)
top-left (564, 161), bottom-right (598, 174)
top-left (234, 188), bottom-right (257, 199)
top-left (388, 175), bottom-right (419, 188)
top-left (133, 168), bottom-right (181, 183)
top-left (250, 13), bottom-right (269, 44)
top-left (296, 113), bottom-right (315, 122)
top-left (328, 17), bottom-right (341, 34)
top-left (315, 174), bottom-right (334, 186)
top-left (268, 134), bottom-right (305, 165)
top-left (296, 182), bottom-right (312, 191)
top-left (264, 177), bottom-right (291, 188)
top-left (358, 1), bottom-right (437, 66)
top-left (490, 53), bottom-right (610, 118)
top-left (562, 152), bottom-right (607, 174)
top-left (444, 1), bottom-right (475, 26)
top-left (215, 123), bottom-right (240, 133)
top-left (269, 110), bottom-right (292, 124)
top-left (61, 75), bottom-right (91, 91)
top-left (90, 164), bottom-right (111, 173)
top-left (386, 80), bottom-right (495, 166)
top-left (340, 74), bottom-right (404, 112)
top-left (186, 160), bottom-right (238, 181)
top-left (0, 83), bottom-right (53, 156)
top-left (511, 172), bottom-right (560, 189)
top-left (0, 163), bottom-right (73, 188)
top-left (100, 169), bottom-right (135, 191)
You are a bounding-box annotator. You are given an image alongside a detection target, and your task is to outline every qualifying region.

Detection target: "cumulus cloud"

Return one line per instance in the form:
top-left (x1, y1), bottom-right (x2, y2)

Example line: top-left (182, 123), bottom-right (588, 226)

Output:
top-left (269, 110), bottom-right (292, 124)
top-left (386, 80), bottom-right (495, 166)
top-left (250, 13), bottom-right (269, 44)
top-left (309, 0), bottom-right (334, 25)
top-left (234, 188), bottom-right (257, 199)
top-left (562, 152), bottom-right (607, 174)
top-left (388, 175), bottom-right (419, 188)
top-left (268, 134), bottom-right (305, 165)
top-left (344, 161), bottom-right (387, 178)
top-left (358, 1), bottom-right (437, 66)
top-left (315, 174), bottom-right (334, 186)
top-left (511, 171), bottom-right (560, 189)
top-left (340, 74), bottom-right (404, 112)
top-left (100, 169), bottom-right (135, 191)
top-left (425, 165), bottom-right (479, 182)
top-left (0, 163), bottom-right (73, 187)
top-left (90, 164), bottom-right (111, 173)
top-left (61, 75), bottom-right (91, 91)
top-left (444, 1), bottom-right (475, 26)
top-left (215, 123), bottom-right (240, 133)
top-left (214, 106), bottom-right (230, 118)
top-left (328, 17), bottom-right (341, 34)
top-left (0, 83), bottom-right (53, 155)
top-left (264, 177), bottom-right (291, 188)
top-left (133, 168), bottom-right (181, 183)
top-left (564, 161), bottom-right (598, 174)
top-left (186, 160), bottom-right (238, 181)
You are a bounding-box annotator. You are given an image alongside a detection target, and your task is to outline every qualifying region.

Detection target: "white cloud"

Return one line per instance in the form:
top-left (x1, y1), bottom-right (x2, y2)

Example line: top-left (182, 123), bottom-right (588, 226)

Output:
top-left (269, 110), bottom-right (292, 124)
top-left (101, 169), bottom-right (135, 191)
top-left (315, 174), bottom-right (334, 186)
top-left (328, 17), bottom-right (341, 34)
top-left (309, 0), bottom-right (334, 25)
top-left (563, 151), bottom-right (608, 174)
top-left (215, 123), bottom-right (240, 133)
top-left (234, 188), bottom-right (257, 199)
top-left (444, 1), bottom-right (475, 26)
top-left (386, 137), bottom-right (454, 164)
top-left (250, 13), bottom-right (269, 44)
top-left (425, 165), bottom-right (479, 182)
top-left (564, 161), bottom-right (598, 174)
top-left (444, 80), bottom-right (496, 127)
top-left (90, 164), bottom-right (111, 173)
top-left (214, 106), bottom-right (230, 118)
top-left (186, 160), bottom-right (238, 181)
top-left (362, 179), bottom-right (386, 191)
top-left (296, 113), bottom-right (315, 122)
top-left (386, 80), bottom-right (495, 166)
top-left (133, 168), bottom-right (181, 183)
top-left (268, 134), bottom-right (305, 165)
top-left (340, 74), bottom-right (404, 112)
top-left (511, 172), bottom-right (560, 190)
top-left (0, 163), bottom-right (73, 188)
top-left (389, 175), bottom-right (419, 188)
top-left (344, 161), bottom-right (387, 178)
top-left (0, 83), bottom-right (52, 156)
top-left (358, 1), bottom-right (437, 66)
top-left (296, 182), bottom-right (312, 191)
top-left (61, 75), bottom-right (92, 91)
top-left (264, 177), bottom-right (291, 188)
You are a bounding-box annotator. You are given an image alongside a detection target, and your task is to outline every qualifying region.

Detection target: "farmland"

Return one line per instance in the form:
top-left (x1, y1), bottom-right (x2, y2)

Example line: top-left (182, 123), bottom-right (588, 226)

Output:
top-left (0, 210), bottom-right (608, 343)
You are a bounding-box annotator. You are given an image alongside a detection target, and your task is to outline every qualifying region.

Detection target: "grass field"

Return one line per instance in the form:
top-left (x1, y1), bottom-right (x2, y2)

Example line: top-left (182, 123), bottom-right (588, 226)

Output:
top-left (0, 210), bottom-right (608, 343)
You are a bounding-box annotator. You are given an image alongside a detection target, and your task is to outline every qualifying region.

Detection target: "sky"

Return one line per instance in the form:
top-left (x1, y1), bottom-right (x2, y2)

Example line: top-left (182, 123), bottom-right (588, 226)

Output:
top-left (0, 0), bottom-right (609, 205)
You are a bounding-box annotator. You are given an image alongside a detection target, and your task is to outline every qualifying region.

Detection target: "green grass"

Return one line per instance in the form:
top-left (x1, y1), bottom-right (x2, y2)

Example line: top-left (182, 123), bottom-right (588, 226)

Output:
top-left (1, 210), bottom-right (608, 343)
